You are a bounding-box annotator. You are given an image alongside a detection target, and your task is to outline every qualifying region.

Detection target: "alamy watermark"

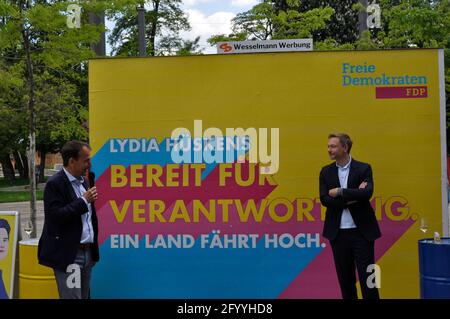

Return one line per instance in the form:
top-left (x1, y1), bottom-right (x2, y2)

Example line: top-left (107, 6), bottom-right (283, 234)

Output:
top-left (66, 4), bottom-right (82, 29)
top-left (65, 264), bottom-right (81, 289)
top-left (366, 264), bottom-right (381, 289)
top-left (367, 2), bottom-right (382, 29)
top-left (170, 120), bottom-right (280, 174)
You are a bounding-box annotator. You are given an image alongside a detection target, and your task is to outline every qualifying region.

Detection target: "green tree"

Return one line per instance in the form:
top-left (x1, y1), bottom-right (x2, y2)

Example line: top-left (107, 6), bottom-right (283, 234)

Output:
top-left (1, 0), bottom-right (101, 183)
top-left (109, 0), bottom-right (190, 56)
top-left (207, 32), bottom-right (247, 46)
top-left (0, 0), bottom-right (116, 235)
top-left (34, 71), bottom-right (88, 182)
top-left (208, 0), bottom-right (334, 45)
top-left (158, 35), bottom-right (202, 56)
top-left (292, 0), bottom-right (360, 44)
top-left (232, 0), bottom-right (275, 40)
top-left (0, 42), bottom-right (27, 181)
top-left (273, 2), bottom-right (334, 39)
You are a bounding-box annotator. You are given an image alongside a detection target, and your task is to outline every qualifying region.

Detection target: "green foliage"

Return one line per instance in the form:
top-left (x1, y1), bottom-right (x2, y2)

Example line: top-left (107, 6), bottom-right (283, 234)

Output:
top-left (34, 70), bottom-right (88, 152)
top-left (175, 36), bottom-right (203, 56)
top-left (0, 57), bottom-right (27, 156)
top-left (367, 0), bottom-right (450, 49)
top-left (207, 33), bottom-right (247, 46)
top-left (0, 0), bottom-right (202, 165)
top-left (0, 0), bottom-right (112, 158)
top-left (273, 6), bottom-right (334, 39)
top-left (294, 0), bottom-right (360, 44)
top-left (208, 0), bottom-right (334, 45)
top-left (108, 0), bottom-right (190, 56)
top-left (232, 0), bottom-right (275, 40)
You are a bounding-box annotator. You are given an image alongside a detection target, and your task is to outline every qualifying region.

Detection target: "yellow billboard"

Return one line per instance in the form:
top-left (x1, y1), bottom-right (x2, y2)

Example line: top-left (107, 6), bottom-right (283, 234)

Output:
top-left (89, 49), bottom-right (447, 298)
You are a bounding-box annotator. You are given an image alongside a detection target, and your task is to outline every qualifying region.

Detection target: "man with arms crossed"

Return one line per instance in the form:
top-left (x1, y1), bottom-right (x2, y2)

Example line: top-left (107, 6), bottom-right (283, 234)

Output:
top-left (319, 133), bottom-right (381, 299)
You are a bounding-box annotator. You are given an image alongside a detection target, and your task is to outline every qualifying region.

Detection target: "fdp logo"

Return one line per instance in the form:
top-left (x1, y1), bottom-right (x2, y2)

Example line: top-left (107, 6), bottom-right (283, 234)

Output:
top-left (219, 43), bottom-right (233, 53)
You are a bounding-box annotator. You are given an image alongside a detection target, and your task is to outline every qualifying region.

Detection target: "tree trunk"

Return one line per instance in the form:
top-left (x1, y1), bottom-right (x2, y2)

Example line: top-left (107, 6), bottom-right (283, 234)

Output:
top-left (358, 0), bottom-right (368, 37)
top-left (149, 0), bottom-right (160, 56)
top-left (89, 11), bottom-right (106, 56)
top-left (13, 150), bottom-right (27, 179)
top-left (0, 154), bottom-right (15, 183)
top-left (38, 149), bottom-right (46, 183)
top-left (21, 0), bottom-right (37, 238)
top-left (137, 5), bottom-right (146, 56)
top-left (20, 151), bottom-right (29, 179)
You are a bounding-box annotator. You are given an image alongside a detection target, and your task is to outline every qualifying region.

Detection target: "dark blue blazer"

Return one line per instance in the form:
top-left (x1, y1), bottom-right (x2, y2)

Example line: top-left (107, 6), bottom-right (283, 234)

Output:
top-left (0, 270), bottom-right (8, 299)
top-left (38, 170), bottom-right (99, 271)
top-left (319, 159), bottom-right (381, 241)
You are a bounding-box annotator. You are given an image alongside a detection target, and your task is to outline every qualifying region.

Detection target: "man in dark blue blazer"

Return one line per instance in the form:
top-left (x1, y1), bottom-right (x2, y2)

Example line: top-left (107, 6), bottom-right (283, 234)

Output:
top-left (38, 140), bottom-right (99, 299)
top-left (319, 133), bottom-right (381, 299)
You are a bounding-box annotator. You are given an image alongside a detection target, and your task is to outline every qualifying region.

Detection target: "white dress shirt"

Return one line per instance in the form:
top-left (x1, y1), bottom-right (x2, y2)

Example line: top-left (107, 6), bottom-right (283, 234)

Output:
top-left (63, 168), bottom-right (94, 243)
top-left (337, 156), bottom-right (357, 229)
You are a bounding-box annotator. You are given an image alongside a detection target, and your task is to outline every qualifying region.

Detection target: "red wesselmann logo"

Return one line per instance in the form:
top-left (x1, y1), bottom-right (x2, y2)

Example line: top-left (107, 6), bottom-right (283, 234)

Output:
top-left (219, 43), bottom-right (233, 53)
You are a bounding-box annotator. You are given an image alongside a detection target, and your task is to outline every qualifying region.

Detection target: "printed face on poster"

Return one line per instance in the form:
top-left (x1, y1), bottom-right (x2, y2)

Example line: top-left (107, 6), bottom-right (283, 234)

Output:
top-left (0, 212), bottom-right (18, 299)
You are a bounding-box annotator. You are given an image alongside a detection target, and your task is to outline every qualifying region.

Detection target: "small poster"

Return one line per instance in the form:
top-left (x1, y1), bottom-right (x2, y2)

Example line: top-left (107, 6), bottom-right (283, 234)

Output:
top-left (0, 212), bottom-right (18, 299)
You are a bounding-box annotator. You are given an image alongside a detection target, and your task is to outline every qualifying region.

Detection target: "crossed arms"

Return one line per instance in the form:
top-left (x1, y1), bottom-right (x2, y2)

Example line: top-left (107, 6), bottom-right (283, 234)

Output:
top-left (319, 165), bottom-right (374, 209)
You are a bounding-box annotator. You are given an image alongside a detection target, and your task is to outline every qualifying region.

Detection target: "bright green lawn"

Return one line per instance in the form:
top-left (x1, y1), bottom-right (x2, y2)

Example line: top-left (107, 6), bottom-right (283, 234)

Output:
top-left (0, 191), bottom-right (44, 203)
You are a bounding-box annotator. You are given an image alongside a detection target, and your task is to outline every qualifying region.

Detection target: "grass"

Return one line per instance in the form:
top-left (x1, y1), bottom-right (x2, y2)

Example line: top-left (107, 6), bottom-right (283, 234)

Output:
top-left (0, 177), bottom-right (48, 188)
top-left (0, 177), bottom-right (45, 203)
top-left (0, 190), bottom-right (44, 203)
top-left (0, 177), bottom-right (31, 188)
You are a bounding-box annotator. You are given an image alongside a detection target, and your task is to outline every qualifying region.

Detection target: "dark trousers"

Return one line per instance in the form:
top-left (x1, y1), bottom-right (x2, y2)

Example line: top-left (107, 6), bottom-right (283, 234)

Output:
top-left (330, 228), bottom-right (380, 299)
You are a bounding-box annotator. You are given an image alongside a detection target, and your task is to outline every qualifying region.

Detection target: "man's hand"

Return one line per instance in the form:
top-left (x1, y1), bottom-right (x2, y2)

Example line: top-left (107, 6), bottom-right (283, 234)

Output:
top-left (83, 186), bottom-right (98, 203)
top-left (329, 188), bottom-right (340, 198)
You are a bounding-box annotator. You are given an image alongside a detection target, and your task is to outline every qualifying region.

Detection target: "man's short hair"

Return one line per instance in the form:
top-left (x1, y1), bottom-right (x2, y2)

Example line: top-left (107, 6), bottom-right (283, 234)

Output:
top-left (0, 218), bottom-right (11, 238)
top-left (328, 133), bottom-right (353, 154)
top-left (61, 141), bottom-right (90, 167)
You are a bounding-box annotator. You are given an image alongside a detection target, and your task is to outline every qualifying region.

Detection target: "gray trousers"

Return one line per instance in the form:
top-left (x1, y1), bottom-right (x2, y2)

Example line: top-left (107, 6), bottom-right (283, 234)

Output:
top-left (53, 248), bottom-right (95, 299)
